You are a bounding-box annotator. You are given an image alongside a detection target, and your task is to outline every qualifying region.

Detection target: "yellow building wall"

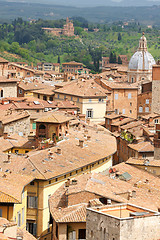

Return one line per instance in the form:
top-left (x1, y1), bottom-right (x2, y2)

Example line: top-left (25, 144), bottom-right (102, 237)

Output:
top-left (32, 92), bottom-right (52, 101)
top-left (0, 205), bottom-right (13, 221)
top-left (131, 165), bottom-right (160, 176)
top-left (54, 93), bottom-right (83, 112)
top-left (41, 157), bottom-right (112, 235)
top-left (13, 187), bottom-right (27, 230)
top-left (24, 91), bottom-right (34, 97)
top-left (68, 222), bottom-right (86, 239)
top-left (48, 125), bottom-right (57, 139)
top-left (82, 98), bottom-right (106, 123)
top-left (4, 148), bottom-right (32, 155)
top-left (12, 148), bottom-right (32, 154)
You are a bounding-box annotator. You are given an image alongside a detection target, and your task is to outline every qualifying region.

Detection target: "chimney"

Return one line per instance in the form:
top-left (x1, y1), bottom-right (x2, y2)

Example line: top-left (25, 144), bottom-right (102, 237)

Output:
top-left (57, 148), bottom-right (62, 154)
top-left (48, 152), bottom-right (54, 159)
top-left (3, 132), bottom-right (8, 139)
top-left (8, 154), bottom-right (11, 163)
top-left (132, 190), bottom-right (136, 198)
top-left (86, 118), bottom-right (90, 124)
top-left (107, 199), bottom-right (111, 205)
top-left (65, 178), bottom-right (70, 187)
top-left (79, 140), bottom-right (84, 148)
top-left (87, 135), bottom-right (91, 141)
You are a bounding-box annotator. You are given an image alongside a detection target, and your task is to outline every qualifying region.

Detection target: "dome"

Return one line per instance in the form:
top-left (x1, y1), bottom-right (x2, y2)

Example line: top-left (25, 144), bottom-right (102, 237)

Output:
top-left (128, 33), bottom-right (156, 71)
top-left (128, 51), bottom-right (156, 70)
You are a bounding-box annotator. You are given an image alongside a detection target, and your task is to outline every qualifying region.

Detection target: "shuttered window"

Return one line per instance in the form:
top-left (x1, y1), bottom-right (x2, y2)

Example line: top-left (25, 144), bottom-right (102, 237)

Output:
top-left (27, 196), bottom-right (38, 208)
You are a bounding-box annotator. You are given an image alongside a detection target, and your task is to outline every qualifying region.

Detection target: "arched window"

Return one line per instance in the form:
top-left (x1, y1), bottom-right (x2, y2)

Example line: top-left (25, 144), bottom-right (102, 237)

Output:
top-left (39, 124), bottom-right (46, 130)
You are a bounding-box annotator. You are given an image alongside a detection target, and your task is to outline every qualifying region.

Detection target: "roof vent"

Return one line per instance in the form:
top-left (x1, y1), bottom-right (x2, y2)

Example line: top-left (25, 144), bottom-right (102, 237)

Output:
top-left (57, 148), bottom-right (62, 155)
top-left (79, 140), bottom-right (84, 148)
top-left (87, 135), bottom-right (91, 141)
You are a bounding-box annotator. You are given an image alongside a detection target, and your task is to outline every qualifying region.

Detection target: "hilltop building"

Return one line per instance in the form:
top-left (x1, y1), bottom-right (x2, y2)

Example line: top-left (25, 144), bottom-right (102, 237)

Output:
top-left (128, 33), bottom-right (155, 86)
top-left (42, 17), bottom-right (74, 37)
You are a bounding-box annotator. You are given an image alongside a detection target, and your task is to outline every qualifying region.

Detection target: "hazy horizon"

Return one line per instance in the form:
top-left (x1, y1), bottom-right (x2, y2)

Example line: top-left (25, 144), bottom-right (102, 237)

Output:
top-left (2, 0), bottom-right (160, 7)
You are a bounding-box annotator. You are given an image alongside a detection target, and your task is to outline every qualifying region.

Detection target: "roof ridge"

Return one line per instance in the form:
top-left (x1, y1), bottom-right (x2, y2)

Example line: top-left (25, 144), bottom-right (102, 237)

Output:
top-left (59, 204), bottom-right (86, 222)
top-left (0, 190), bottom-right (20, 203)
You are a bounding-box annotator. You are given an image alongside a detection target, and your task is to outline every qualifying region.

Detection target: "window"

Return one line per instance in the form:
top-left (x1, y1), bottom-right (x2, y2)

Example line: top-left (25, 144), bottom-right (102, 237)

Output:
top-left (115, 109), bottom-right (119, 114)
top-left (131, 77), bottom-right (134, 83)
top-left (57, 94), bottom-right (59, 99)
top-left (32, 123), bottom-right (36, 130)
top-left (22, 208), bottom-right (24, 225)
top-left (155, 119), bottom-right (158, 124)
top-left (48, 222), bottom-right (50, 233)
top-left (27, 72), bottom-right (30, 76)
top-left (139, 106), bottom-right (143, 113)
top-left (122, 109), bottom-right (125, 114)
top-left (145, 107), bottom-right (149, 113)
top-left (64, 95), bottom-right (66, 100)
top-left (71, 96), bottom-right (73, 101)
top-left (43, 95), bottom-right (47, 101)
top-left (146, 99), bottom-right (149, 104)
top-left (128, 93), bottom-right (132, 99)
top-left (1, 90), bottom-right (3, 97)
top-left (115, 93), bottom-right (118, 100)
top-left (15, 150), bottom-right (19, 154)
top-left (17, 211), bottom-right (21, 227)
top-left (99, 98), bottom-right (103, 102)
top-left (30, 181), bottom-right (34, 185)
top-left (78, 229), bottom-right (86, 239)
top-left (49, 96), bottom-right (53, 101)
top-left (27, 196), bottom-right (38, 208)
top-left (27, 222), bottom-right (37, 236)
top-left (10, 126), bottom-right (14, 133)
top-left (0, 209), bottom-right (2, 217)
top-left (19, 89), bottom-right (22, 94)
top-left (77, 97), bottom-right (79, 102)
top-left (86, 109), bottom-right (93, 118)
top-left (130, 110), bottom-right (132, 114)
top-left (48, 194), bottom-right (51, 207)
top-left (89, 99), bottom-right (92, 103)
top-left (130, 102), bottom-right (132, 106)
top-left (142, 154), bottom-right (146, 159)
top-left (49, 180), bottom-right (51, 184)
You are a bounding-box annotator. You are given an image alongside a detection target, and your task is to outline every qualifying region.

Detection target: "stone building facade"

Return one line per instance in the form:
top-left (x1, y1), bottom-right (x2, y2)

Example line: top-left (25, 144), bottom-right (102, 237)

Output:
top-left (0, 57), bottom-right (9, 77)
top-left (0, 77), bottom-right (18, 98)
top-left (0, 111), bottom-right (30, 137)
top-left (86, 204), bottom-right (160, 240)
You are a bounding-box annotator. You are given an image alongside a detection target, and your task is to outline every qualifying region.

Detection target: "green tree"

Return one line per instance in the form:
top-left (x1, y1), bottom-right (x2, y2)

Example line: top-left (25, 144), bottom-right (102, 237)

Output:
top-left (118, 56), bottom-right (122, 64)
top-left (57, 55), bottom-right (60, 63)
top-left (118, 32), bottom-right (122, 41)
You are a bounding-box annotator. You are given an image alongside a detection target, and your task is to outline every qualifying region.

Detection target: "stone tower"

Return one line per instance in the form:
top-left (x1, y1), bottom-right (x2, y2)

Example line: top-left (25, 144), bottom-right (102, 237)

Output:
top-left (152, 64), bottom-right (160, 114)
top-left (154, 124), bottom-right (160, 159)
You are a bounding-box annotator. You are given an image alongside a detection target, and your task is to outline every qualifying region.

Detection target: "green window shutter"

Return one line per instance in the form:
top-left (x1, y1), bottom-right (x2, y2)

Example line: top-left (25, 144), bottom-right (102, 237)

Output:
top-left (32, 123), bottom-right (36, 130)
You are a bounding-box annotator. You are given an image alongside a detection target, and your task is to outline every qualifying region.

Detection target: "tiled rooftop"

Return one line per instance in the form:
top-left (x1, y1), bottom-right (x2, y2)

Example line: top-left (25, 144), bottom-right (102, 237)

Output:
top-left (54, 79), bottom-right (108, 97)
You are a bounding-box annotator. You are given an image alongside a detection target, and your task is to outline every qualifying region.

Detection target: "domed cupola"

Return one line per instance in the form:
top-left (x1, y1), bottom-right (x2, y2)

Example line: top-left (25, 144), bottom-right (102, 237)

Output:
top-left (128, 33), bottom-right (156, 84)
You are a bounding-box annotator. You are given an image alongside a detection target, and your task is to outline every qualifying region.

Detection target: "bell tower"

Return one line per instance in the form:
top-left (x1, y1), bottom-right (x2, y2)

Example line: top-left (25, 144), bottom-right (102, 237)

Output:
top-left (138, 32), bottom-right (147, 52)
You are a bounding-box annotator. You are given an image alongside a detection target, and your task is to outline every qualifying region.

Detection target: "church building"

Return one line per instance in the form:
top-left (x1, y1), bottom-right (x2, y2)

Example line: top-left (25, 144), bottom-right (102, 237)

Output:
top-left (128, 33), bottom-right (155, 85)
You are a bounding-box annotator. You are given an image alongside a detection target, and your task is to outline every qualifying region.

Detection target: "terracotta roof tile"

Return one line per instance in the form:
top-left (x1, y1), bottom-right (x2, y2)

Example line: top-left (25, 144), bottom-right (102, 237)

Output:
top-left (128, 141), bottom-right (154, 152)
top-left (54, 79), bottom-right (108, 98)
